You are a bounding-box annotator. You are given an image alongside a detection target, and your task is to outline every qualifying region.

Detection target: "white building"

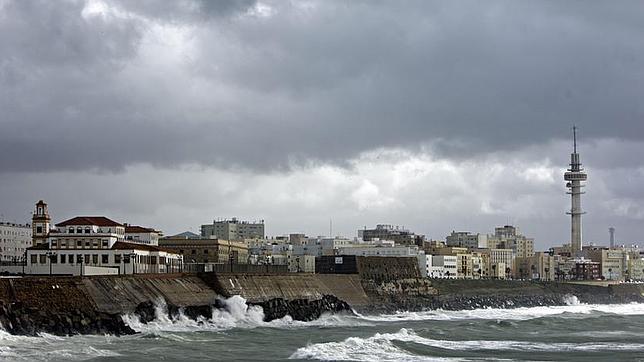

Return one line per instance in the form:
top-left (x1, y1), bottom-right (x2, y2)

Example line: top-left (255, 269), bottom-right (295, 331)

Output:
top-left (20, 201), bottom-right (183, 276)
top-left (0, 222), bottom-right (32, 263)
top-left (125, 224), bottom-right (161, 246)
top-left (428, 255), bottom-right (458, 279)
top-left (336, 245), bottom-right (421, 257)
top-left (287, 254), bottom-right (315, 273)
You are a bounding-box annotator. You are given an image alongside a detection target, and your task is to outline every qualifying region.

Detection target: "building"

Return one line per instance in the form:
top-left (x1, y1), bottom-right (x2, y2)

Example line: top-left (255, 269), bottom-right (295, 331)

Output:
top-left (358, 224), bottom-right (424, 246)
top-left (32, 200), bottom-right (51, 246)
top-left (487, 225), bottom-right (534, 259)
top-left (159, 233), bottom-right (249, 264)
top-left (335, 245), bottom-right (421, 258)
top-left (585, 248), bottom-right (628, 281)
top-left (124, 224), bottom-right (161, 246)
top-left (514, 252), bottom-right (556, 281)
top-left (0, 222), bottom-right (32, 264)
top-left (427, 255), bottom-right (458, 279)
top-left (22, 201), bottom-right (182, 276)
top-left (446, 231), bottom-right (487, 249)
top-left (201, 218), bottom-right (264, 241)
top-left (572, 259), bottom-right (600, 280)
top-left (287, 254), bottom-right (315, 273)
top-left (564, 126), bottom-right (587, 256)
top-left (487, 248), bottom-right (514, 279)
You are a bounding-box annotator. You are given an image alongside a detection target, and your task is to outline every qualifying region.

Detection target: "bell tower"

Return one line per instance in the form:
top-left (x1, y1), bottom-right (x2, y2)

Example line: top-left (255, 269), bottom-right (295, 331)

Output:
top-left (32, 200), bottom-right (51, 246)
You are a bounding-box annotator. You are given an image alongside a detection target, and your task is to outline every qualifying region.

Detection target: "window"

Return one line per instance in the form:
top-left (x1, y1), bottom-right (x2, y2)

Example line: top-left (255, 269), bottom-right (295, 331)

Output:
top-left (191, 249), bottom-right (196, 254)
top-left (115, 254), bottom-right (122, 263)
top-left (51, 240), bottom-right (57, 248)
top-left (77, 240), bottom-right (81, 247)
top-left (92, 240), bottom-right (99, 248)
top-left (92, 254), bottom-right (98, 264)
top-left (31, 255), bottom-right (37, 264)
top-left (36, 226), bottom-right (42, 233)
top-left (51, 254), bottom-right (57, 264)
top-left (60, 241), bottom-right (66, 248)
top-left (102, 240), bottom-right (108, 248)
top-left (124, 254), bottom-right (130, 264)
top-left (76, 227), bottom-right (82, 234)
top-left (39, 255), bottom-right (46, 264)
top-left (101, 254), bottom-right (109, 264)
top-left (84, 254), bottom-right (90, 264)
top-left (60, 254), bottom-right (66, 263)
top-left (151, 256), bottom-right (157, 265)
top-left (85, 228), bottom-right (90, 234)
top-left (69, 228), bottom-right (74, 234)
top-left (85, 241), bottom-right (90, 247)
top-left (69, 255), bottom-right (74, 264)
top-left (204, 249), bottom-right (209, 254)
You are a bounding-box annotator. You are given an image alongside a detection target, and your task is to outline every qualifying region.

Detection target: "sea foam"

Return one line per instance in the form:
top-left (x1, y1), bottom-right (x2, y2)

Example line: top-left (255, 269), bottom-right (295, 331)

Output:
top-left (290, 327), bottom-right (644, 361)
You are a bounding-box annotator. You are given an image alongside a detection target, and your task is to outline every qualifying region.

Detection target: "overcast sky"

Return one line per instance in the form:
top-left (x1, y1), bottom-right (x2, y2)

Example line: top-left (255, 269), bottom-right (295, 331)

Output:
top-left (1, 0), bottom-right (644, 249)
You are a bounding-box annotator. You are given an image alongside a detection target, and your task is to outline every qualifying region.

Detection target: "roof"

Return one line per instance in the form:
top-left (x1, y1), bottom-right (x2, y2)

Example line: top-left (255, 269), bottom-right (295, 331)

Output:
top-left (111, 241), bottom-right (178, 254)
top-left (56, 216), bottom-right (122, 228)
top-left (165, 231), bottom-right (200, 239)
top-left (125, 225), bottom-right (158, 233)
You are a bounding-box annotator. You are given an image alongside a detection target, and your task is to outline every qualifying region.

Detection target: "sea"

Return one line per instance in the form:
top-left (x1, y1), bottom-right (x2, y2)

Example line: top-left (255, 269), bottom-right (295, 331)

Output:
top-left (1, 295), bottom-right (644, 361)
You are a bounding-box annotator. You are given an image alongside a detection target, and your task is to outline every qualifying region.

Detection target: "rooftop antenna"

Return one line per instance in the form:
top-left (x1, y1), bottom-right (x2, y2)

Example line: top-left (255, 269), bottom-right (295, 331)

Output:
top-left (573, 125), bottom-right (577, 154)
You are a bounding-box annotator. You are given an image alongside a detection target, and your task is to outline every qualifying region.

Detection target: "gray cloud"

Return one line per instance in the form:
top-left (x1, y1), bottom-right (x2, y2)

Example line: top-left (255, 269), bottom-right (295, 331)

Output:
top-left (1, 0), bottom-right (644, 173)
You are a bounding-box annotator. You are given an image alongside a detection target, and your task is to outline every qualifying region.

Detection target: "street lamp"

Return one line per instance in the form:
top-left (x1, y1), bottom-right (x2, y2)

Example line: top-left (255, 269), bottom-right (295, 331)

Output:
top-left (129, 252), bottom-right (137, 275)
top-left (45, 251), bottom-right (56, 276)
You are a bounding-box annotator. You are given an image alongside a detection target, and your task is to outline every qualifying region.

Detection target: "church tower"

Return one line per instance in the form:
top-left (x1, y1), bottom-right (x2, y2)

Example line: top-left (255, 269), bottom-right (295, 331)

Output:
top-left (32, 200), bottom-right (51, 246)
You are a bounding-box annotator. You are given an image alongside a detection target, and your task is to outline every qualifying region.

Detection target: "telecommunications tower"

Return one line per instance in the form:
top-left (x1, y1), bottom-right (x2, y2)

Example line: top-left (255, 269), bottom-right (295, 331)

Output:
top-left (564, 126), bottom-right (587, 255)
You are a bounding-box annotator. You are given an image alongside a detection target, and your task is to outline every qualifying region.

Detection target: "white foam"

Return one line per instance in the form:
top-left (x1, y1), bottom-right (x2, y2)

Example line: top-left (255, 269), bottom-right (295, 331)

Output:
top-left (290, 329), bottom-right (455, 361)
top-left (0, 331), bottom-right (121, 361)
top-left (290, 328), bottom-right (644, 360)
top-left (122, 295), bottom-right (368, 334)
top-left (359, 301), bottom-right (644, 322)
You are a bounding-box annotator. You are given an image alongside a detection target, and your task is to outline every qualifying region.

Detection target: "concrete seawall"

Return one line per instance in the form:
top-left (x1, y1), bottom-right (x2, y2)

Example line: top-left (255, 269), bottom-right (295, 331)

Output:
top-left (1, 273), bottom-right (644, 335)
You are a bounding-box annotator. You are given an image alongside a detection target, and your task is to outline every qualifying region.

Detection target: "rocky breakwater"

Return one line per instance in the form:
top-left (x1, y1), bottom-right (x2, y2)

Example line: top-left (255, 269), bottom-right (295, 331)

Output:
top-left (250, 295), bottom-right (352, 322)
top-left (0, 277), bottom-right (133, 336)
top-left (132, 295), bottom-right (352, 324)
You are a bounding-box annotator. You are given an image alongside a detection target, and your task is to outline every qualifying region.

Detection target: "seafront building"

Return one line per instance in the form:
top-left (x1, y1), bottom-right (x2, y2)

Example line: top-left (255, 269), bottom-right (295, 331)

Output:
top-left (159, 232), bottom-right (249, 264)
top-left (446, 231), bottom-right (487, 249)
top-left (19, 201), bottom-right (183, 276)
top-left (0, 222), bottom-right (32, 264)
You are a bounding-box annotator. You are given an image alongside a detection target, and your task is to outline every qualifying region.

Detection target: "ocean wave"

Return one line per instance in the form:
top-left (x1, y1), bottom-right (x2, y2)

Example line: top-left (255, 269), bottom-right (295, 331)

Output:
top-left (358, 301), bottom-right (644, 322)
top-left (0, 330), bottom-right (121, 361)
top-left (122, 295), bottom-right (369, 334)
top-left (290, 328), bottom-right (644, 360)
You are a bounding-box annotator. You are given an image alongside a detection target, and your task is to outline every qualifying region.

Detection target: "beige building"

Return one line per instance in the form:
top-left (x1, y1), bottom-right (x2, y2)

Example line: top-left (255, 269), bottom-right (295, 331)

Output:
top-left (628, 258), bottom-right (644, 281)
top-left (487, 225), bottom-right (534, 259)
top-left (585, 248), bottom-right (628, 280)
top-left (514, 252), bottom-right (555, 281)
top-left (201, 218), bottom-right (265, 241)
top-left (160, 233), bottom-right (249, 264)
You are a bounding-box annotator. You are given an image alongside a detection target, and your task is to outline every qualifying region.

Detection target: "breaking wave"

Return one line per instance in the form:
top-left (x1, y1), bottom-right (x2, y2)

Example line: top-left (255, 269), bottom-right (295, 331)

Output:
top-left (121, 295), bottom-right (368, 333)
top-left (0, 330), bottom-right (121, 361)
top-left (290, 328), bottom-right (644, 361)
top-left (358, 300), bottom-right (644, 322)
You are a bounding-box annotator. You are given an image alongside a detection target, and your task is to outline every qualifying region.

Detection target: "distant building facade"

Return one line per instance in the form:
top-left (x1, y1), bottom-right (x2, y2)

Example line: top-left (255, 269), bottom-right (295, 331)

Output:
top-left (358, 224), bottom-right (424, 246)
top-left (446, 231), bottom-right (487, 249)
top-left (0, 222), bottom-right (32, 263)
top-left (201, 218), bottom-right (265, 241)
top-left (160, 233), bottom-right (249, 264)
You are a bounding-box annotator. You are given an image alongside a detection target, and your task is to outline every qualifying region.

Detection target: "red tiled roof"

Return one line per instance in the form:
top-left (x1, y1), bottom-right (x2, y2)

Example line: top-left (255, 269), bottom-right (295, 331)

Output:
top-left (125, 225), bottom-right (157, 233)
top-left (111, 241), bottom-right (179, 254)
top-left (56, 216), bottom-right (122, 227)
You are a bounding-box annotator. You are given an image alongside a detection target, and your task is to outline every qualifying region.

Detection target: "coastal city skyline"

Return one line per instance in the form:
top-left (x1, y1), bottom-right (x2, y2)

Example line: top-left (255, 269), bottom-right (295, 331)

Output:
top-left (2, 1), bottom-right (644, 250)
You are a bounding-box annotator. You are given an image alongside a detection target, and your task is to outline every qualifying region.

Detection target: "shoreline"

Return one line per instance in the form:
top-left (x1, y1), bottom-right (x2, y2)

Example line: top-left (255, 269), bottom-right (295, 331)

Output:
top-left (0, 273), bottom-right (642, 336)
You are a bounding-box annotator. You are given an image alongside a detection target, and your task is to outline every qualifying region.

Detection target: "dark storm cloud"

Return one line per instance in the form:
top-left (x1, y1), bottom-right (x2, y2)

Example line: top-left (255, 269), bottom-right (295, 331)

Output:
top-left (1, 0), bottom-right (644, 173)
